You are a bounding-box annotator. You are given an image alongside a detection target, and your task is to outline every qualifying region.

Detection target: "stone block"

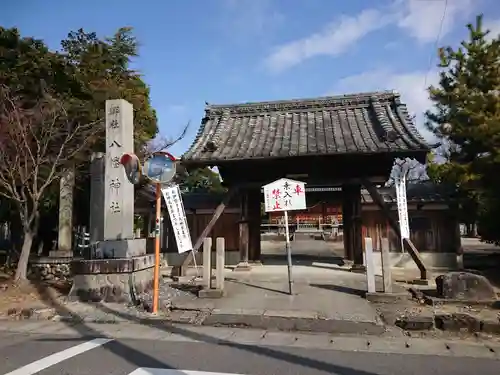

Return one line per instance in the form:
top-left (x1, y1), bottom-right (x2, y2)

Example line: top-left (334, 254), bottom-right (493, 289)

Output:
top-left (29, 256), bottom-right (73, 282)
top-left (434, 313), bottom-right (481, 332)
top-left (395, 314), bottom-right (434, 331)
top-left (435, 272), bottom-right (497, 301)
top-left (198, 288), bottom-right (225, 298)
top-left (481, 319), bottom-right (500, 334)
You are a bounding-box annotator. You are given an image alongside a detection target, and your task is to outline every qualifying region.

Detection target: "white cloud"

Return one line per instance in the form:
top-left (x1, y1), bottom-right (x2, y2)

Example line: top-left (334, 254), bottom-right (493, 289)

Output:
top-left (264, 8), bottom-right (392, 73)
top-left (327, 69), bottom-right (441, 140)
top-left (263, 0), bottom-right (476, 73)
top-left (484, 18), bottom-right (500, 40)
top-left (395, 0), bottom-right (474, 44)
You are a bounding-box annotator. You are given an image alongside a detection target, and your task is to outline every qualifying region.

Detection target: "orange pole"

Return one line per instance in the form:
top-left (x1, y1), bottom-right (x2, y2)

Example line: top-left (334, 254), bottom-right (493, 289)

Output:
top-left (152, 183), bottom-right (161, 314)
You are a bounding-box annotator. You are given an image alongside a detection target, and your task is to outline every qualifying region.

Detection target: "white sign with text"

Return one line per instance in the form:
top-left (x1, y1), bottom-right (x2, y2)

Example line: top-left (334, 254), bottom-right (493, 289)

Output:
top-left (395, 177), bottom-right (410, 239)
top-left (161, 184), bottom-right (193, 253)
top-left (263, 178), bottom-right (307, 212)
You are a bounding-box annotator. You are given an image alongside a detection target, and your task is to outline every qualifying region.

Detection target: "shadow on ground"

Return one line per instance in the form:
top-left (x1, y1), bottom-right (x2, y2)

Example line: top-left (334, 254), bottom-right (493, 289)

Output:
top-left (464, 252), bottom-right (500, 289)
top-left (225, 278), bottom-right (291, 295)
top-left (261, 254), bottom-right (345, 267)
top-left (29, 280), bottom-right (379, 375)
top-left (310, 283), bottom-right (366, 298)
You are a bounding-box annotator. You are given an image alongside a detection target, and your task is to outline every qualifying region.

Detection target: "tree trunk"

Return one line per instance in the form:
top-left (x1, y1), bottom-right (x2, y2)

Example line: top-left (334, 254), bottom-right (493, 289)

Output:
top-left (14, 229), bottom-right (34, 281)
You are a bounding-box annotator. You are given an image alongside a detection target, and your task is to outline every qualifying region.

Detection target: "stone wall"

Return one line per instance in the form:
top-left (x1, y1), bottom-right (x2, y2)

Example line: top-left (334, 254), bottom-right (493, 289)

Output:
top-left (29, 257), bottom-right (73, 282)
top-left (68, 254), bottom-right (155, 303)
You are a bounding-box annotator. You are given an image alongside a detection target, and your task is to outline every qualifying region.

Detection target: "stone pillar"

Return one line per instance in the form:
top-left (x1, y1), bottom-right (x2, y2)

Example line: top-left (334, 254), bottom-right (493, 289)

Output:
top-left (104, 99), bottom-right (135, 240)
top-left (55, 167), bottom-right (74, 257)
top-left (89, 152), bottom-right (105, 244)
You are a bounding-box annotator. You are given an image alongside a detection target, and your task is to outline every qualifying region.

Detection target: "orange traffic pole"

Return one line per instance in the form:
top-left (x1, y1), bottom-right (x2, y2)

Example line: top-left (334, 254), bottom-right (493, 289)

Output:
top-left (152, 183), bottom-right (161, 314)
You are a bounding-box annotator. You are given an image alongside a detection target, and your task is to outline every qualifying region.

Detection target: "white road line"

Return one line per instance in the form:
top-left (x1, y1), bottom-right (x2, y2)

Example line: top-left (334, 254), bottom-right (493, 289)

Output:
top-left (3, 338), bottom-right (112, 375)
top-left (129, 369), bottom-right (244, 375)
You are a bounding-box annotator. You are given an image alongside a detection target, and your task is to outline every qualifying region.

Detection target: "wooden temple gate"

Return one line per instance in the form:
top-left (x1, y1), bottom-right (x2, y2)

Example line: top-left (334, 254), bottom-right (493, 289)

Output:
top-left (176, 91), bottom-right (431, 279)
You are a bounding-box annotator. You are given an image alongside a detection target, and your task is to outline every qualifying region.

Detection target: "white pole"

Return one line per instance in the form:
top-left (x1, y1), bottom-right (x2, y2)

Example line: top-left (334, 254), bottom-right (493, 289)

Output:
top-left (203, 237), bottom-right (212, 289)
top-left (365, 237), bottom-right (376, 294)
top-left (284, 210), bottom-right (293, 295)
top-left (215, 237), bottom-right (225, 291)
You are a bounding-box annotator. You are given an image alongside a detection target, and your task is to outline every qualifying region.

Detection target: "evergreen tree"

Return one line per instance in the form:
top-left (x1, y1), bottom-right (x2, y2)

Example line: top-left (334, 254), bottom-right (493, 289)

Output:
top-left (426, 15), bottom-right (500, 243)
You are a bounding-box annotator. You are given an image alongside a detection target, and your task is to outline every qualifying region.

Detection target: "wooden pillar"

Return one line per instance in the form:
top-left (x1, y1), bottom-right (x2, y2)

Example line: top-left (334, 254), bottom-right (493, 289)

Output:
top-left (235, 189), bottom-right (251, 271)
top-left (342, 183), bottom-right (364, 269)
top-left (247, 188), bottom-right (261, 263)
top-left (342, 185), bottom-right (354, 261)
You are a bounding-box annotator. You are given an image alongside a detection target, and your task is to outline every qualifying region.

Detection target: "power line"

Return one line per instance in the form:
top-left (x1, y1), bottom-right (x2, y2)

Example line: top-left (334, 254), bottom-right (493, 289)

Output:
top-left (423, 0), bottom-right (449, 88)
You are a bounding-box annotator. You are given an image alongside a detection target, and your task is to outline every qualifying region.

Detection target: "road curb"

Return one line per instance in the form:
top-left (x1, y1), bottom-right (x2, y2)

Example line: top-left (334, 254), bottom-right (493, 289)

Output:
top-left (1, 306), bottom-right (386, 335)
top-left (3, 306), bottom-right (499, 337)
top-left (396, 312), bottom-right (500, 335)
top-left (202, 311), bottom-right (386, 335)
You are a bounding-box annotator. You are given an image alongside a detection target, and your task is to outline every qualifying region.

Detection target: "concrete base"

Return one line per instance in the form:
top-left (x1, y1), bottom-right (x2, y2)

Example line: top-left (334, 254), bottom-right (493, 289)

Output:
top-left (234, 262), bottom-right (252, 272)
top-left (94, 238), bottom-right (147, 258)
top-left (350, 264), bottom-right (366, 273)
top-left (198, 288), bottom-right (225, 298)
top-left (365, 292), bottom-right (410, 303)
top-left (68, 254), bottom-right (155, 303)
top-left (171, 275), bottom-right (201, 284)
top-left (202, 309), bottom-right (385, 335)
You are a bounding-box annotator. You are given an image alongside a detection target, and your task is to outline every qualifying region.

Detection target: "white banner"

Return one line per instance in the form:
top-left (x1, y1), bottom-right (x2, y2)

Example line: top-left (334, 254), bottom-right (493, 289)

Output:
top-left (395, 177), bottom-right (410, 239)
top-left (161, 184), bottom-right (193, 253)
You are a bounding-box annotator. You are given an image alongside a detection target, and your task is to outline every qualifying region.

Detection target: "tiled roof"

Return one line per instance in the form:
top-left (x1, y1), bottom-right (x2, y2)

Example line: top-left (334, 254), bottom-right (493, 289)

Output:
top-left (361, 182), bottom-right (453, 204)
top-left (182, 91), bottom-right (431, 164)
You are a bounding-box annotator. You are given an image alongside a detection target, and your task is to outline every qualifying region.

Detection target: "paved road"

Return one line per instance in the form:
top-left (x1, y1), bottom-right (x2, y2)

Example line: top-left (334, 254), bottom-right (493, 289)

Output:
top-left (1, 321), bottom-right (500, 375)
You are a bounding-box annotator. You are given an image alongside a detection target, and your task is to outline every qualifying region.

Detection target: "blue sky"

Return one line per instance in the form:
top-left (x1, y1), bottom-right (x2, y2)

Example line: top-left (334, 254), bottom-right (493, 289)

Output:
top-left (2, 0), bottom-right (500, 156)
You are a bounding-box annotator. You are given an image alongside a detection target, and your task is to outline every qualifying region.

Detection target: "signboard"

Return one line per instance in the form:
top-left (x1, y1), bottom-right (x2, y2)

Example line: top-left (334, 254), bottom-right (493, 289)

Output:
top-left (263, 178), bottom-right (307, 212)
top-left (395, 177), bottom-right (410, 239)
top-left (161, 184), bottom-right (193, 253)
top-left (143, 152), bottom-right (177, 184)
top-left (262, 178), bottom-right (306, 295)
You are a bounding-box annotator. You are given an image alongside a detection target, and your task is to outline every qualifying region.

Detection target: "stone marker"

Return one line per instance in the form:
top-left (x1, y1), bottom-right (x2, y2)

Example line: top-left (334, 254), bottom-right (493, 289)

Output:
top-left (203, 237), bottom-right (212, 289)
top-left (436, 271), bottom-right (497, 301)
top-left (104, 99), bottom-right (134, 240)
top-left (56, 168), bottom-right (75, 256)
top-left (69, 99), bottom-right (153, 303)
top-left (215, 237), bottom-right (225, 291)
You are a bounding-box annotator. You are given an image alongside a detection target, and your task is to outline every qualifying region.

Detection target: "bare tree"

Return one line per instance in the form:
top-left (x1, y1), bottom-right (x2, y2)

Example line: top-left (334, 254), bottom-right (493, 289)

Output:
top-left (141, 122), bottom-right (190, 160)
top-left (386, 157), bottom-right (428, 186)
top-left (0, 86), bottom-right (101, 281)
